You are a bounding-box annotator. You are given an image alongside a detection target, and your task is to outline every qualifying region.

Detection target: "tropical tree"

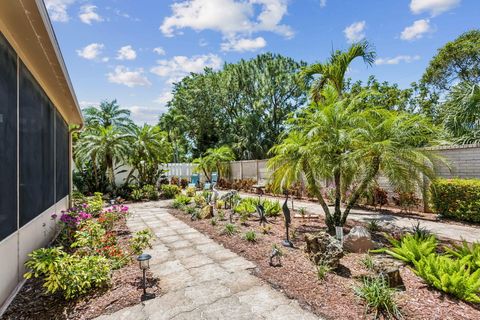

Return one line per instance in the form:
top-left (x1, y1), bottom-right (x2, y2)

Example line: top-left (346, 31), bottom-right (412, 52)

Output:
top-left (268, 85), bottom-right (442, 231)
top-left (193, 146), bottom-right (235, 182)
top-left (301, 41), bottom-right (376, 101)
top-left (441, 82), bottom-right (480, 144)
top-left (75, 126), bottom-right (130, 189)
top-left (124, 124), bottom-right (173, 186)
top-left (83, 99), bottom-right (133, 129)
top-left (158, 111), bottom-right (188, 162)
top-left (422, 29), bottom-right (480, 92)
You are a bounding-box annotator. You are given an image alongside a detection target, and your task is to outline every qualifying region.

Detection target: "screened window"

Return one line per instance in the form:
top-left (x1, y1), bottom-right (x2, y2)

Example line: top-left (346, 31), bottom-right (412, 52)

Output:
top-left (19, 63), bottom-right (55, 227)
top-left (0, 33), bottom-right (17, 241)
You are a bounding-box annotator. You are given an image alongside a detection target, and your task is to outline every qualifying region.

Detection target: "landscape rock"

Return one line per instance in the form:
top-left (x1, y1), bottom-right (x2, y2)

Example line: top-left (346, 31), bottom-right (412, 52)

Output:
top-left (343, 226), bottom-right (375, 253)
top-left (199, 205), bottom-right (213, 219)
top-left (304, 232), bottom-right (344, 269)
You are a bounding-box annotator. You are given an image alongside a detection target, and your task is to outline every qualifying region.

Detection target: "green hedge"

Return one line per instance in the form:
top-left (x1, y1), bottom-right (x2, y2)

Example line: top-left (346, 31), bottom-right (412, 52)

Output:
top-left (431, 178), bottom-right (480, 222)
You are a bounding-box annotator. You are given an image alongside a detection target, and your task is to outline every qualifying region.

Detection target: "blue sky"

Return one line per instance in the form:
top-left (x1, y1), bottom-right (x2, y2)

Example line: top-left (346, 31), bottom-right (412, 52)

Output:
top-left (45, 0), bottom-right (479, 124)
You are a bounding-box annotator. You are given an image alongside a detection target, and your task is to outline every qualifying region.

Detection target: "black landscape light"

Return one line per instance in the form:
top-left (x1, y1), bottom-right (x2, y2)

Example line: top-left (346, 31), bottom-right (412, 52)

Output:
top-left (137, 253), bottom-right (155, 301)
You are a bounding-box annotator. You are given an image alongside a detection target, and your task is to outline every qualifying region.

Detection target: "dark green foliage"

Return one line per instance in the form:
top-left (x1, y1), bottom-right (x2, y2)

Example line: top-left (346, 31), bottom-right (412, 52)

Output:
top-left (422, 30), bottom-right (480, 91)
top-left (354, 276), bottom-right (402, 319)
top-left (160, 53), bottom-right (307, 159)
top-left (173, 194), bottom-right (191, 208)
top-left (431, 178), bottom-right (480, 222)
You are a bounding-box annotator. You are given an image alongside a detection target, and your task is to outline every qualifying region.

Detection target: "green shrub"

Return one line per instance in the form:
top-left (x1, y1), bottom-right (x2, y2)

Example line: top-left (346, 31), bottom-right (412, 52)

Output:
top-left (161, 184), bottom-right (181, 199)
top-left (264, 200), bottom-right (281, 217)
top-left (193, 195), bottom-right (206, 207)
top-left (380, 234), bottom-right (437, 264)
top-left (224, 223), bottom-right (237, 236)
top-left (173, 194), bottom-right (191, 208)
top-left (413, 254), bottom-right (480, 303)
top-left (186, 186), bottom-right (196, 197)
top-left (243, 230), bottom-right (257, 242)
top-left (216, 200), bottom-right (225, 209)
top-left (354, 276), bottom-right (402, 319)
top-left (431, 178), bottom-right (480, 222)
top-left (71, 220), bottom-right (106, 251)
top-left (130, 188), bottom-right (144, 202)
top-left (210, 218), bottom-right (217, 226)
top-left (142, 184), bottom-right (159, 200)
top-left (86, 192), bottom-right (104, 216)
top-left (217, 209), bottom-right (226, 220)
top-left (129, 229), bottom-right (154, 255)
top-left (24, 247), bottom-right (111, 300)
top-left (234, 200), bottom-right (256, 215)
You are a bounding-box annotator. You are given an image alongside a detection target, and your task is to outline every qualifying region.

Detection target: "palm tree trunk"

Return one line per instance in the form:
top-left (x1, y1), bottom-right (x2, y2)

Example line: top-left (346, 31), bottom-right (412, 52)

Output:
top-left (106, 155), bottom-right (116, 189)
top-left (304, 170), bottom-right (334, 231)
top-left (333, 169), bottom-right (342, 227)
top-left (341, 156), bottom-right (380, 225)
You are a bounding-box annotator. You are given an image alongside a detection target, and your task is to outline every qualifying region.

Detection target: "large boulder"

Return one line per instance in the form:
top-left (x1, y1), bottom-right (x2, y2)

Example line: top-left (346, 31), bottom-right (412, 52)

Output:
top-left (199, 205), bottom-right (213, 219)
top-left (304, 232), bottom-right (344, 269)
top-left (343, 226), bottom-right (375, 253)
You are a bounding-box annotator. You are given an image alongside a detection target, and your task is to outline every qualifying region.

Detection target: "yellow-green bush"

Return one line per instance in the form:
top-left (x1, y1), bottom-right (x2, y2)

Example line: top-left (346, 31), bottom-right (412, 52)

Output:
top-left (431, 178), bottom-right (480, 222)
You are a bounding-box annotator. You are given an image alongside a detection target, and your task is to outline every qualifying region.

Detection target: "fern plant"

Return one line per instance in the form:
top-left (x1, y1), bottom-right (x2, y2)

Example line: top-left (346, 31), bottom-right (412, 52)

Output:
top-left (413, 254), bottom-right (480, 303)
top-left (380, 234), bottom-right (437, 264)
top-left (444, 240), bottom-right (480, 271)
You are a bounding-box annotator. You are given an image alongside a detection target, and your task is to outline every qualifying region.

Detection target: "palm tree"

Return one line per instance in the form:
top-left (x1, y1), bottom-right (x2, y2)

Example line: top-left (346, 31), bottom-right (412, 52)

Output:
top-left (83, 99), bottom-right (133, 129)
top-left (158, 111), bottom-right (187, 162)
top-left (75, 126), bottom-right (130, 188)
top-left (441, 82), bottom-right (480, 144)
top-left (193, 146), bottom-right (235, 182)
top-left (269, 85), bottom-right (442, 231)
top-left (301, 41), bottom-right (376, 101)
top-left (124, 125), bottom-right (173, 186)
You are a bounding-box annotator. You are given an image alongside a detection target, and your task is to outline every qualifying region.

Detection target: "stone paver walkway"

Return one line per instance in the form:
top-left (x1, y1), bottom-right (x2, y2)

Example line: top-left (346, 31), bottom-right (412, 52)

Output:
top-left (223, 191), bottom-right (480, 243)
top-left (97, 201), bottom-right (320, 320)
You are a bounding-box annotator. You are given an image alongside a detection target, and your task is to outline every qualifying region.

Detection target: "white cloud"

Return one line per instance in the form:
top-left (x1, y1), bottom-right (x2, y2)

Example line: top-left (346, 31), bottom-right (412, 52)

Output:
top-left (107, 66), bottom-right (151, 87)
top-left (320, 0), bottom-right (327, 7)
top-left (79, 100), bottom-right (99, 109)
top-left (160, 0), bottom-right (292, 51)
top-left (116, 45), bottom-right (137, 60)
top-left (375, 55), bottom-right (421, 65)
top-left (221, 36), bottom-right (266, 52)
top-left (410, 0), bottom-right (460, 16)
top-left (127, 105), bottom-right (168, 124)
top-left (153, 47), bottom-right (166, 55)
top-left (400, 19), bottom-right (432, 40)
top-left (77, 43), bottom-right (104, 60)
top-left (79, 5), bottom-right (103, 24)
top-left (45, 0), bottom-right (75, 22)
top-left (344, 21), bottom-right (366, 43)
top-left (151, 54), bottom-right (223, 84)
top-left (155, 91), bottom-right (174, 105)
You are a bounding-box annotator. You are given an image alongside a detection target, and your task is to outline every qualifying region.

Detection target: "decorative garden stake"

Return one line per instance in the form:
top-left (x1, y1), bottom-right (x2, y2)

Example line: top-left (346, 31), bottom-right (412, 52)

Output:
top-left (281, 190), bottom-right (293, 247)
top-left (137, 253), bottom-right (155, 301)
top-left (256, 194), bottom-right (268, 227)
top-left (269, 246), bottom-right (282, 267)
top-left (335, 226), bottom-right (344, 245)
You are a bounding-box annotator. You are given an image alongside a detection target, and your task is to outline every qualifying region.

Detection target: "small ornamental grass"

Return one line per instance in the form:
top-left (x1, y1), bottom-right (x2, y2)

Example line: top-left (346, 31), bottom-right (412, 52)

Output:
top-left (223, 223), bottom-right (237, 236)
top-left (316, 262), bottom-right (332, 281)
top-left (354, 276), bottom-right (402, 319)
top-left (243, 230), bottom-right (257, 242)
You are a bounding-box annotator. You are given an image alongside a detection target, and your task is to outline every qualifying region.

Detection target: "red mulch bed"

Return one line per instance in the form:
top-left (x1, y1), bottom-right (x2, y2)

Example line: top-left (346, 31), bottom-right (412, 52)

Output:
top-left (170, 207), bottom-right (480, 320)
top-left (1, 218), bottom-right (161, 320)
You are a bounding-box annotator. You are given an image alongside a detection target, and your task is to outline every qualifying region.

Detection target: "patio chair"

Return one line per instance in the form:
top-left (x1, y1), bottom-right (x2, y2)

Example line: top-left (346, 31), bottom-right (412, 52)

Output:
top-left (188, 174), bottom-right (199, 188)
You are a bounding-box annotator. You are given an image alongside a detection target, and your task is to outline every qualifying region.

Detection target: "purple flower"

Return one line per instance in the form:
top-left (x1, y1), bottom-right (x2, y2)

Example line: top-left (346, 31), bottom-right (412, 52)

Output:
top-left (51, 213), bottom-right (58, 220)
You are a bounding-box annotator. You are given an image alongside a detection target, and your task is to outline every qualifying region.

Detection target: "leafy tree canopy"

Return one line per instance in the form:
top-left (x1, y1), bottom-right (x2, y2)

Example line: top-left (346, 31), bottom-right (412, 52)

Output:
top-left (422, 29), bottom-right (480, 91)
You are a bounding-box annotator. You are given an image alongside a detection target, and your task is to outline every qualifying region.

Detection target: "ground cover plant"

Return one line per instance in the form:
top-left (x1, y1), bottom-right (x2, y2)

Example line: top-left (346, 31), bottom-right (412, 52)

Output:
top-left (3, 194), bottom-right (158, 320)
